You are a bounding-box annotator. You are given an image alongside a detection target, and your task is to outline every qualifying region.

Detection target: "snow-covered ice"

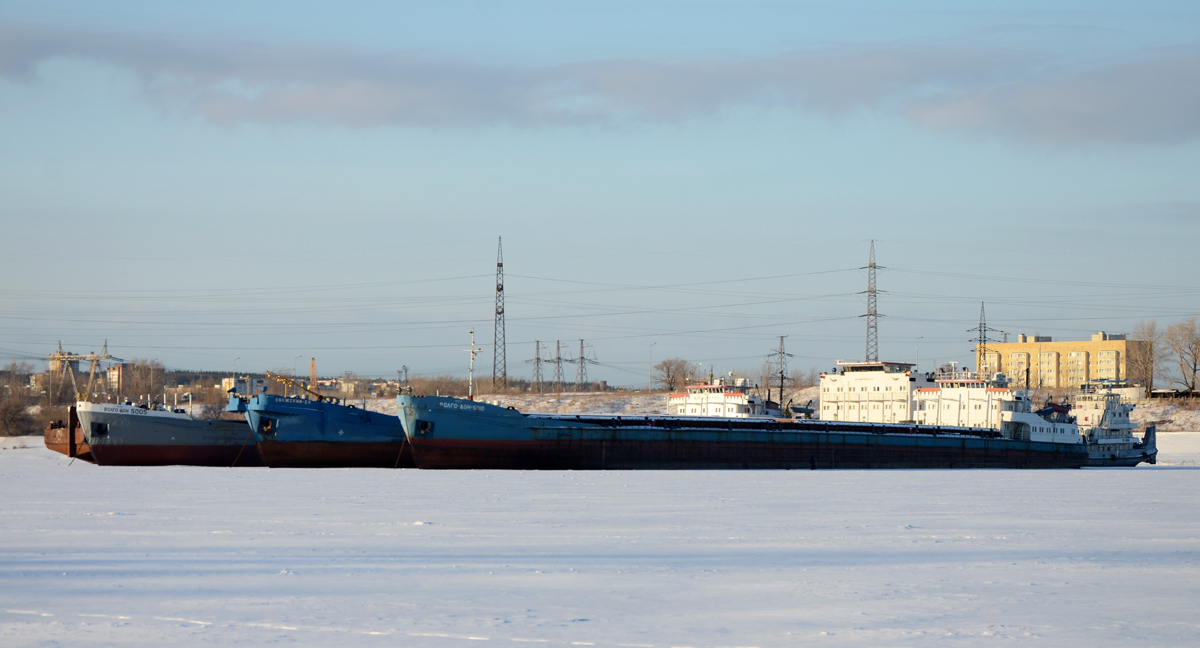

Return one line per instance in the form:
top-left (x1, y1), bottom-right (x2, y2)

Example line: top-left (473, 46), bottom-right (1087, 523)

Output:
top-left (2, 435), bottom-right (1198, 647)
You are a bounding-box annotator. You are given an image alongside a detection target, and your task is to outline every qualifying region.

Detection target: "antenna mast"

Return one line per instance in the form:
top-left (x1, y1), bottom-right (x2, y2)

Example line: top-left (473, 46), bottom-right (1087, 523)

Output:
top-left (493, 237), bottom-right (507, 390)
top-left (864, 240), bottom-right (880, 362)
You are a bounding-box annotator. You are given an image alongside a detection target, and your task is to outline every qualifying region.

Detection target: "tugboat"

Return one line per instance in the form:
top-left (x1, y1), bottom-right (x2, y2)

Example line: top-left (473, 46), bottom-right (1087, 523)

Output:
top-left (1073, 384), bottom-right (1157, 467)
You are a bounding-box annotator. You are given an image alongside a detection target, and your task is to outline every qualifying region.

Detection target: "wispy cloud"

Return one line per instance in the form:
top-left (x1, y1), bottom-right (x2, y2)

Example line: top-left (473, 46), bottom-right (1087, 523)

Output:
top-left (2, 22), bottom-right (1198, 144)
top-left (907, 54), bottom-right (1200, 144)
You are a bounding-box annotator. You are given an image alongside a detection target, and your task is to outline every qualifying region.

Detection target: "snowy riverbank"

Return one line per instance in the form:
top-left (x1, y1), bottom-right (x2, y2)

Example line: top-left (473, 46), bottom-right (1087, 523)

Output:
top-left (2, 434), bottom-right (1199, 647)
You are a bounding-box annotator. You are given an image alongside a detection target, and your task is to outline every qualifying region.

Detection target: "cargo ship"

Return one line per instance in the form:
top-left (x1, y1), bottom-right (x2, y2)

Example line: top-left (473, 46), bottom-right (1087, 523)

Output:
top-left (228, 390), bottom-right (414, 468)
top-left (395, 394), bottom-right (1088, 469)
top-left (76, 400), bottom-right (262, 467)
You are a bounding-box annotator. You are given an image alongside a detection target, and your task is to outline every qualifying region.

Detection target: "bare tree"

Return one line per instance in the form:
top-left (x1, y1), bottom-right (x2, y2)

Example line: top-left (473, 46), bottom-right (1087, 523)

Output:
top-left (0, 399), bottom-right (36, 436)
top-left (1164, 316), bottom-right (1200, 391)
top-left (1128, 319), bottom-right (1166, 388)
top-left (2, 361), bottom-right (33, 404)
top-left (789, 366), bottom-right (822, 388)
top-left (120, 359), bottom-right (167, 401)
top-left (654, 358), bottom-right (693, 391)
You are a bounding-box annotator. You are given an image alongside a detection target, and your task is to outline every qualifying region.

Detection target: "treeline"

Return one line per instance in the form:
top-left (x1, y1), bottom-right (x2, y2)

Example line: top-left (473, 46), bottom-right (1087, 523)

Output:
top-left (652, 357), bottom-right (822, 394)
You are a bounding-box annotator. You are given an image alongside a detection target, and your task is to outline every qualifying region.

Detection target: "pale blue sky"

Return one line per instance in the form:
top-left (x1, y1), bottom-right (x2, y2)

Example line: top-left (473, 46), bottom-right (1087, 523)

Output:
top-left (2, 1), bottom-right (1198, 385)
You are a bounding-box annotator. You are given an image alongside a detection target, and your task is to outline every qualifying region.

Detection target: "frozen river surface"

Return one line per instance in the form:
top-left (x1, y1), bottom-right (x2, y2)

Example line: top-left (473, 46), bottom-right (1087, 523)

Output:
top-left (2, 436), bottom-right (1199, 647)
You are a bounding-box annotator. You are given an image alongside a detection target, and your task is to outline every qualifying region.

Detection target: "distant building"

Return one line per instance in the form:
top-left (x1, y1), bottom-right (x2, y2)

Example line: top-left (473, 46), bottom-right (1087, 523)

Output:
top-left (976, 332), bottom-right (1152, 389)
top-left (222, 376), bottom-right (265, 395)
top-left (106, 365), bottom-right (125, 392)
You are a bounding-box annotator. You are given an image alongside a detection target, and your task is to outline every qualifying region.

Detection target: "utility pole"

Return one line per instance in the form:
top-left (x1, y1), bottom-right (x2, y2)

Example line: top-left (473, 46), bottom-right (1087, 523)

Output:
top-left (493, 236), bottom-right (507, 390)
top-left (465, 328), bottom-right (482, 401)
top-left (648, 342), bottom-right (657, 392)
top-left (864, 240), bottom-right (880, 362)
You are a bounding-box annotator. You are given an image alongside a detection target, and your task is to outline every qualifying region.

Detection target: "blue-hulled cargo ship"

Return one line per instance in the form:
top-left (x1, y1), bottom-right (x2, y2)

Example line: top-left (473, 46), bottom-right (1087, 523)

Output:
top-left (395, 395), bottom-right (1088, 470)
top-left (229, 393), bottom-right (414, 468)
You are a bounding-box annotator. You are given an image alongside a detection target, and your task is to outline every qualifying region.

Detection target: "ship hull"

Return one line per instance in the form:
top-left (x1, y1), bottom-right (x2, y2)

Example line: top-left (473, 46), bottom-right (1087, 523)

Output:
top-left (1087, 447), bottom-right (1157, 467)
top-left (398, 396), bottom-right (1088, 470)
top-left (77, 403), bottom-right (261, 467)
top-left (234, 395), bottom-right (415, 469)
top-left (255, 439), bottom-right (413, 468)
top-left (42, 407), bottom-right (94, 463)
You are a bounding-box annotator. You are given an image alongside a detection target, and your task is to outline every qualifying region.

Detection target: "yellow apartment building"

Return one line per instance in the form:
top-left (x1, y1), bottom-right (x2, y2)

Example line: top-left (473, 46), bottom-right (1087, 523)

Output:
top-left (976, 332), bottom-right (1151, 389)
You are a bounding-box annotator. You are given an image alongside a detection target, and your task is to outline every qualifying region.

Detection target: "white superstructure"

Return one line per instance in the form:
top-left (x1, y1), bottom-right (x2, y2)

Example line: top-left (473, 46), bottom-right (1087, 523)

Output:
top-left (668, 379), bottom-right (780, 418)
top-left (818, 361), bottom-right (928, 423)
top-left (819, 362), bottom-right (1085, 445)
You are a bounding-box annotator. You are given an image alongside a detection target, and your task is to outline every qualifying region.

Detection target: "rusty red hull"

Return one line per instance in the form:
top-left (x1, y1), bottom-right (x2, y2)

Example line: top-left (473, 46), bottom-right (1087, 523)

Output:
top-left (408, 437), bottom-right (1086, 470)
top-left (255, 440), bottom-right (415, 468)
top-left (43, 407), bottom-right (94, 463)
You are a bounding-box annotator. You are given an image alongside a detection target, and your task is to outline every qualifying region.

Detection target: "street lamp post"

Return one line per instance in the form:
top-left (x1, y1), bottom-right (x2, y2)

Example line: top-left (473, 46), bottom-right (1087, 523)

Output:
top-left (292, 355), bottom-right (303, 396)
top-left (232, 357), bottom-right (240, 395)
top-left (648, 343), bottom-right (657, 392)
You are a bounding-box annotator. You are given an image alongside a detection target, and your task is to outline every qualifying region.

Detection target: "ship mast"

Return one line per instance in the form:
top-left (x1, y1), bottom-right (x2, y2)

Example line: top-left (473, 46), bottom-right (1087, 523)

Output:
top-left (465, 328), bottom-right (482, 401)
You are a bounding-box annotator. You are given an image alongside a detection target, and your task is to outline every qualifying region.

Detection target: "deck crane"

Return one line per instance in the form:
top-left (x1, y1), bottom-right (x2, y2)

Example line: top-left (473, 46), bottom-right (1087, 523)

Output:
top-left (264, 370), bottom-right (340, 405)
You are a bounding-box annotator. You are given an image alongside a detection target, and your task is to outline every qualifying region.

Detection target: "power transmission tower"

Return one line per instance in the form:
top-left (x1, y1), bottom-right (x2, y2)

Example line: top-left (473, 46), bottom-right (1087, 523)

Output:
top-left (529, 341), bottom-right (544, 393)
top-left (576, 339), bottom-right (587, 389)
top-left (563, 339), bottom-right (599, 391)
top-left (862, 240), bottom-right (882, 362)
top-left (552, 341), bottom-right (564, 391)
top-left (493, 236), bottom-right (507, 390)
top-left (771, 335), bottom-right (793, 409)
top-left (968, 302), bottom-right (1004, 376)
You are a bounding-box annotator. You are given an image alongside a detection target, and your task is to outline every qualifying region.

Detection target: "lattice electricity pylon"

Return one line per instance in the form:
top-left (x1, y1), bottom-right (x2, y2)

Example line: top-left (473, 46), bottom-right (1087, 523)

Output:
top-left (765, 335), bottom-right (793, 406)
top-left (968, 302), bottom-right (1005, 375)
top-left (493, 236), bottom-right (507, 390)
top-left (563, 339), bottom-right (600, 390)
top-left (551, 341), bottom-right (564, 391)
top-left (860, 240), bottom-right (883, 362)
top-left (525, 341), bottom-right (545, 393)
